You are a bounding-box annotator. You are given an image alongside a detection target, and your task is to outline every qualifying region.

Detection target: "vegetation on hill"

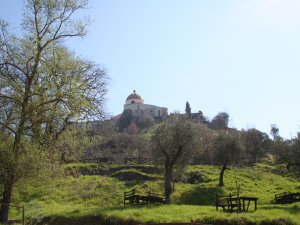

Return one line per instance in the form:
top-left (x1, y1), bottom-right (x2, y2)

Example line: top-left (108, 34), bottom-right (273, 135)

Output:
top-left (5, 163), bottom-right (300, 225)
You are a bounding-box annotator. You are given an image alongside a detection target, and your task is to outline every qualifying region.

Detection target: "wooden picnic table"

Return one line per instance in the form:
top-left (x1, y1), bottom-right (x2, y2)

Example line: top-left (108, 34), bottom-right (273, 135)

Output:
top-left (124, 189), bottom-right (165, 206)
top-left (227, 196), bottom-right (258, 211)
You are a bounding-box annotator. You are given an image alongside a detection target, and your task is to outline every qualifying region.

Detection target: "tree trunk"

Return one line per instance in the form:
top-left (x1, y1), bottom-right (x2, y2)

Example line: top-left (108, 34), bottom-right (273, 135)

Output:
top-left (286, 163), bottom-right (290, 171)
top-left (0, 175), bottom-right (14, 223)
top-left (218, 164), bottom-right (227, 187)
top-left (164, 167), bottom-right (172, 204)
top-left (0, 51), bottom-right (35, 220)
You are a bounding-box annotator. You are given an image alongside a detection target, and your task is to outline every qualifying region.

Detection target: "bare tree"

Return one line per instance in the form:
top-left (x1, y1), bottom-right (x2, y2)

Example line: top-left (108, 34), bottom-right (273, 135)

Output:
top-left (151, 115), bottom-right (198, 203)
top-left (0, 0), bottom-right (108, 221)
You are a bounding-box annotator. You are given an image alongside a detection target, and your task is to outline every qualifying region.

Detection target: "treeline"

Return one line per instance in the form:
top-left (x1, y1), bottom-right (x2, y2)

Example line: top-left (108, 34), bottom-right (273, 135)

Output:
top-left (150, 113), bottom-right (300, 203)
top-left (82, 104), bottom-right (300, 182)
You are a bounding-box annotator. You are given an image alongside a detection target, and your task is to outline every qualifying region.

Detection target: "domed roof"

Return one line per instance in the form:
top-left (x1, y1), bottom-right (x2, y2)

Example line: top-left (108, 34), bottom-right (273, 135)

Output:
top-left (126, 90), bottom-right (144, 104)
top-left (126, 90), bottom-right (142, 100)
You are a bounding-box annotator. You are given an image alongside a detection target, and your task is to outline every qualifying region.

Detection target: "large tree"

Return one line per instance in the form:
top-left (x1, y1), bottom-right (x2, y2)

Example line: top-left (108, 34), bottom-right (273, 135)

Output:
top-left (117, 109), bottom-right (134, 131)
top-left (151, 115), bottom-right (197, 203)
top-left (0, 0), bottom-right (108, 222)
top-left (212, 131), bottom-right (241, 187)
top-left (289, 134), bottom-right (300, 176)
top-left (272, 134), bottom-right (300, 175)
top-left (210, 112), bottom-right (229, 130)
top-left (242, 128), bottom-right (269, 167)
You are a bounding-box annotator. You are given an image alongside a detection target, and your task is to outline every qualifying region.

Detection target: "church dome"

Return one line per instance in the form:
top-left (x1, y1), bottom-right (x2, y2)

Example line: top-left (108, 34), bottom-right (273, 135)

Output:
top-left (126, 90), bottom-right (144, 104)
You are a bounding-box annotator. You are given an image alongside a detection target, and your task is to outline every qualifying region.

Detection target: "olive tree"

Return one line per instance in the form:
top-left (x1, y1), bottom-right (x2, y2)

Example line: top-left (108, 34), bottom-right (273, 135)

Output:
top-left (151, 115), bottom-right (198, 204)
top-left (117, 109), bottom-right (134, 131)
top-left (212, 131), bottom-right (241, 187)
top-left (272, 134), bottom-right (300, 175)
top-left (289, 134), bottom-right (300, 176)
top-left (241, 128), bottom-right (269, 167)
top-left (0, 0), bottom-right (108, 221)
top-left (210, 112), bottom-right (229, 130)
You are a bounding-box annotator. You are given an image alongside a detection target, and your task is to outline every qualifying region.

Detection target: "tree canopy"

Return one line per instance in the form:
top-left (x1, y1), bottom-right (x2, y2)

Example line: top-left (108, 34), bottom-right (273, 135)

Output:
top-left (210, 112), bottom-right (229, 130)
top-left (212, 131), bottom-right (241, 186)
top-left (0, 0), bottom-right (108, 222)
top-left (151, 115), bottom-right (198, 203)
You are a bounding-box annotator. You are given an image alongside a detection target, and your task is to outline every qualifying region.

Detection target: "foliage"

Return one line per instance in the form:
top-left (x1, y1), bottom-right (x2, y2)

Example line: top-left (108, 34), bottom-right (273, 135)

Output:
top-left (271, 134), bottom-right (300, 177)
top-left (212, 131), bottom-right (242, 186)
top-left (0, 132), bottom-right (13, 184)
top-left (270, 124), bottom-right (280, 141)
top-left (117, 109), bottom-right (134, 131)
top-left (190, 124), bottom-right (216, 164)
top-left (210, 112), bottom-right (229, 130)
top-left (83, 130), bottom-right (150, 163)
top-left (151, 115), bottom-right (199, 166)
top-left (185, 101), bottom-right (191, 117)
top-left (289, 134), bottom-right (300, 175)
top-left (0, 0), bottom-right (108, 221)
top-left (213, 132), bottom-right (242, 166)
top-left (53, 127), bottom-right (93, 163)
top-left (151, 115), bottom-right (199, 203)
top-left (241, 128), bottom-right (270, 166)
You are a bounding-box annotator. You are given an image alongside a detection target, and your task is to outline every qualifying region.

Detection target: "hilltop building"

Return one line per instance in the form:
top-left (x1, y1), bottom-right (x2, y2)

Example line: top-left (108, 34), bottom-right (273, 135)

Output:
top-left (112, 90), bottom-right (168, 126)
top-left (124, 90), bottom-right (168, 122)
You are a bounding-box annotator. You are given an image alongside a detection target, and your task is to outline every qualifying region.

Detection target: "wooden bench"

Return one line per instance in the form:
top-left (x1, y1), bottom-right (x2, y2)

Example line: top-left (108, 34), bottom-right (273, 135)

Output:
top-left (124, 189), bottom-right (165, 206)
top-left (215, 193), bottom-right (238, 211)
top-left (124, 189), bottom-right (140, 206)
top-left (141, 191), bottom-right (166, 204)
top-left (275, 192), bottom-right (300, 204)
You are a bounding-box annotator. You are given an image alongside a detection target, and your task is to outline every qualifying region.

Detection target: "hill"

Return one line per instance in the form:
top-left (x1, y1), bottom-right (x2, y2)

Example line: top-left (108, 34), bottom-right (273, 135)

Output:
top-left (8, 163), bottom-right (300, 225)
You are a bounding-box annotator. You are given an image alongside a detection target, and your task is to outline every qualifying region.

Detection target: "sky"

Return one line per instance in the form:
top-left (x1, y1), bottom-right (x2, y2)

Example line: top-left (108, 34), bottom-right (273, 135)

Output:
top-left (1, 0), bottom-right (300, 139)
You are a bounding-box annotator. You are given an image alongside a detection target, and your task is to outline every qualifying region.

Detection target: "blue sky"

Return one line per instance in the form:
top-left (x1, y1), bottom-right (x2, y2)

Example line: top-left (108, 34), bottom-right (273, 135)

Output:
top-left (1, 0), bottom-right (300, 138)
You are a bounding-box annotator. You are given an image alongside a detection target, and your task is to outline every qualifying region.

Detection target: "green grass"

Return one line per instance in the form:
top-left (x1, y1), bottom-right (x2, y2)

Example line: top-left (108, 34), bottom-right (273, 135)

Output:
top-left (7, 163), bottom-right (300, 225)
top-left (104, 203), bottom-right (300, 225)
top-left (10, 175), bottom-right (125, 223)
top-left (25, 203), bottom-right (300, 225)
top-left (171, 165), bottom-right (299, 205)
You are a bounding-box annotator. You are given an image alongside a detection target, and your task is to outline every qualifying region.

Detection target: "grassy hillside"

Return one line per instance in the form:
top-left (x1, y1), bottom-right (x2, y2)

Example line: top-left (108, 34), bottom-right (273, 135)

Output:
top-left (8, 163), bottom-right (300, 225)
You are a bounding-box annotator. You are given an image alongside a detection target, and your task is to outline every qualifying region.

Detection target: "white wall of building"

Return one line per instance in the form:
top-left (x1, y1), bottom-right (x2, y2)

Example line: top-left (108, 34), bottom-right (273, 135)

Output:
top-left (124, 103), bottom-right (168, 119)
